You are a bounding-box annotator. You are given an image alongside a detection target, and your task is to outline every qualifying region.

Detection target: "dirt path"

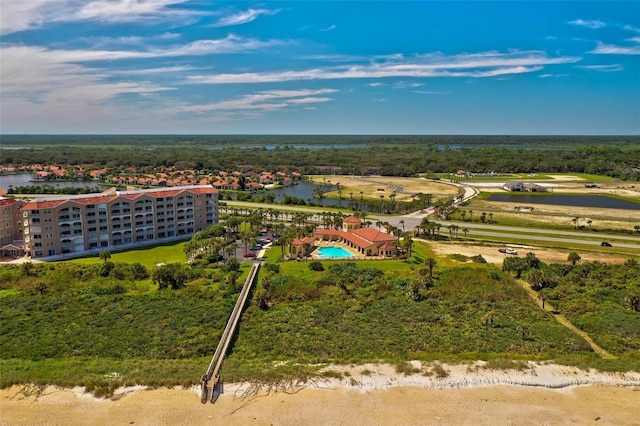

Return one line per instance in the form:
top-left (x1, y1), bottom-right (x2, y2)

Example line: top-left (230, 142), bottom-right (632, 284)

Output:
top-left (516, 279), bottom-right (617, 359)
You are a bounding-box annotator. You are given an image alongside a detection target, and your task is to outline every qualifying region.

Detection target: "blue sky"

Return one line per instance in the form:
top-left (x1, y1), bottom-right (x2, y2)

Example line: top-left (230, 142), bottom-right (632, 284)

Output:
top-left (1, 1), bottom-right (638, 135)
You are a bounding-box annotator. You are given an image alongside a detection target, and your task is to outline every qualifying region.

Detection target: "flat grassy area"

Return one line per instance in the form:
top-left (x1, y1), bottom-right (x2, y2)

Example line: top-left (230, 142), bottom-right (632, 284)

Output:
top-left (67, 241), bottom-right (188, 269)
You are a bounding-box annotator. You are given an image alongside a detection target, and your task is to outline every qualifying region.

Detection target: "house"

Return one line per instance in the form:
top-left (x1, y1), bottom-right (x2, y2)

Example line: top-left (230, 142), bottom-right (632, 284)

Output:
top-left (502, 182), bottom-right (547, 192)
top-left (502, 182), bottom-right (525, 191)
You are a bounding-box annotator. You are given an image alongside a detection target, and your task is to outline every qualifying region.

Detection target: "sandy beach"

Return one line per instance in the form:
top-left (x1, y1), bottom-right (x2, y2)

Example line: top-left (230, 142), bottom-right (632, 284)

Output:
top-left (2, 363), bottom-right (639, 426)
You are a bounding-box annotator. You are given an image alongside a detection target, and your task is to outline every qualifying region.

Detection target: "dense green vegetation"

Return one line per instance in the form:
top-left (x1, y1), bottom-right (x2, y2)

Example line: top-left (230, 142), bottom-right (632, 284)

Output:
top-left (2, 136), bottom-right (639, 179)
top-left (509, 257), bottom-right (640, 356)
top-left (2, 240), bottom-right (638, 395)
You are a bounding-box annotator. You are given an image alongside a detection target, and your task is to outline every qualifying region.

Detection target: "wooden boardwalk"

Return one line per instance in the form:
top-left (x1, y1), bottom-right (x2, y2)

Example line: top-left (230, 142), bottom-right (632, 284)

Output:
top-left (200, 262), bottom-right (260, 403)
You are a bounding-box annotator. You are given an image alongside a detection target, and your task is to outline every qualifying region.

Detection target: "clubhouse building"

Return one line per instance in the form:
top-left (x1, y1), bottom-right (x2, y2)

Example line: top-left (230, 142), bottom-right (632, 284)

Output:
top-left (290, 215), bottom-right (398, 259)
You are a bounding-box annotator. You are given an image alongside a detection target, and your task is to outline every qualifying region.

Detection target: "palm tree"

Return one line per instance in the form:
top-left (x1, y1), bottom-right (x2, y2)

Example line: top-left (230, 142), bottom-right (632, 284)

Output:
top-left (463, 228), bottom-right (469, 238)
top-left (403, 234), bottom-right (413, 257)
top-left (399, 219), bottom-right (405, 233)
top-left (99, 250), bottom-right (111, 263)
top-left (425, 257), bottom-right (436, 279)
top-left (21, 261), bottom-right (33, 277)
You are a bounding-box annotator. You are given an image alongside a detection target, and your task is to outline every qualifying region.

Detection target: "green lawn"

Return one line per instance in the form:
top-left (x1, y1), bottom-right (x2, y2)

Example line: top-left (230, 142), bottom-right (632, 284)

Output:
top-left (68, 241), bottom-right (188, 269)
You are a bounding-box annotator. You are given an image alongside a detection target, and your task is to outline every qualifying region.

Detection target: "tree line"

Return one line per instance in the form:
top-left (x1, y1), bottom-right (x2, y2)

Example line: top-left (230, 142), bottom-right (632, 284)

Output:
top-left (2, 142), bottom-right (639, 180)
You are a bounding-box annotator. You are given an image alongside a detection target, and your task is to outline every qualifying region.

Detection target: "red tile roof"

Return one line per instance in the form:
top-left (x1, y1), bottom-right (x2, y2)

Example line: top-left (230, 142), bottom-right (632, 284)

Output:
top-left (351, 227), bottom-right (397, 243)
top-left (0, 198), bottom-right (21, 207)
top-left (344, 215), bottom-right (361, 224)
top-left (292, 237), bottom-right (316, 245)
top-left (21, 186), bottom-right (216, 209)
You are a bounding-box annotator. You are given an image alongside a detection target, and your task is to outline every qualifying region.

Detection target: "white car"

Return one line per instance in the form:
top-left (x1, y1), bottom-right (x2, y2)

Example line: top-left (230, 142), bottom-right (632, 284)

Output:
top-left (505, 248), bottom-right (518, 255)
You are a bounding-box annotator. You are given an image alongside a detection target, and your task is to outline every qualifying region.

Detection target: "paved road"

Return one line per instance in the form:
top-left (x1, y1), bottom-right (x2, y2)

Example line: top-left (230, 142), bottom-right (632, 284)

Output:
top-left (459, 229), bottom-right (640, 250)
top-left (225, 195), bottom-right (640, 250)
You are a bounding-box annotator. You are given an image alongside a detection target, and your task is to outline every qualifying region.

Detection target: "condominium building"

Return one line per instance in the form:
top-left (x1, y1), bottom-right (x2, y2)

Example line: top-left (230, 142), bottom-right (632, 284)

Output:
top-left (0, 197), bottom-right (26, 258)
top-left (20, 185), bottom-right (218, 259)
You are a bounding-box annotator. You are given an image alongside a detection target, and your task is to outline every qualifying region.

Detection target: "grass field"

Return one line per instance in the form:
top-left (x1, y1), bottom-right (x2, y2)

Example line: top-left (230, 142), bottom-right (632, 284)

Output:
top-left (66, 241), bottom-right (188, 269)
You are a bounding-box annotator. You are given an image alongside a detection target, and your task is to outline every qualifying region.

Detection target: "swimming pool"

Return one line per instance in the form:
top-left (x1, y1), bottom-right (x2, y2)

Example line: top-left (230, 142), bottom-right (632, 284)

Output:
top-left (316, 246), bottom-right (354, 259)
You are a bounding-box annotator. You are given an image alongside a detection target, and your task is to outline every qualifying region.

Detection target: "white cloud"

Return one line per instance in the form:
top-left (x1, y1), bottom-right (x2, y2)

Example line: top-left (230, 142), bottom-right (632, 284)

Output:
top-left (413, 90), bottom-right (450, 95)
top-left (537, 73), bottom-right (570, 78)
top-left (186, 50), bottom-right (579, 84)
top-left (569, 19), bottom-right (606, 29)
top-left (172, 89), bottom-right (337, 114)
top-left (212, 8), bottom-right (278, 27)
top-left (577, 64), bottom-right (624, 72)
top-left (166, 36), bottom-right (287, 56)
top-left (590, 40), bottom-right (640, 55)
top-left (174, 88), bottom-right (337, 114)
top-left (623, 24), bottom-right (640, 33)
top-left (0, 44), bottom-right (172, 118)
top-left (1, 35), bottom-right (284, 67)
top-left (0, 0), bottom-right (201, 35)
top-left (288, 97), bottom-right (332, 104)
top-left (111, 65), bottom-right (202, 75)
top-left (319, 25), bottom-right (336, 32)
top-left (75, 0), bottom-right (189, 22)
top-left (0, 0), bottom-right (62, 35)
top-left (81, 32), bottom-right (181, 47)
top-left (393, 81), bottom-right (423, 89)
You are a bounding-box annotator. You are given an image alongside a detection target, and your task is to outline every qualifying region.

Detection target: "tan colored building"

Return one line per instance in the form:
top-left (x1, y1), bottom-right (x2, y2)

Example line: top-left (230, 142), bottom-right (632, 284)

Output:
top-left (20, 185), bottom-right (218, 259)
top-left (290, 237), bottom-right (316, 258)
top-left (0, 197), bottom-right (26, 258)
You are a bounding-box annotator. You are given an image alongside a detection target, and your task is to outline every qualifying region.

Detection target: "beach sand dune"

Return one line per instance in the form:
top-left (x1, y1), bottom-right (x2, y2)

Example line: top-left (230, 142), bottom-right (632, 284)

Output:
top-left (3, 363), bottom-right (640, 426)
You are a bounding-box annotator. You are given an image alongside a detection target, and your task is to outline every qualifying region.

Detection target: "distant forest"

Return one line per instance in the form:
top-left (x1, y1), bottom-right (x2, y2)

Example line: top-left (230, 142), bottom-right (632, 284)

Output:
top-left (1, 135), bottom-right (639, 180)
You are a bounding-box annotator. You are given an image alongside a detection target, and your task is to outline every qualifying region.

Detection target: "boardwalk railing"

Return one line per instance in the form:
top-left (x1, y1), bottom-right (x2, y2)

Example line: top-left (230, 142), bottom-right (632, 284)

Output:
top-left (200, 262), bottom-right (260, 403)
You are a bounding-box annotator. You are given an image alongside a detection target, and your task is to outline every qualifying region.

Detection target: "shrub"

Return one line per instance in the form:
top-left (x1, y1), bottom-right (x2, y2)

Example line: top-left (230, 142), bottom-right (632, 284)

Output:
top-left (308, 261), bottom-right (324, 271)
top-left (449, 253), bottom-right (469, 262)
top-left (431, 363), bottom-right (449, 378)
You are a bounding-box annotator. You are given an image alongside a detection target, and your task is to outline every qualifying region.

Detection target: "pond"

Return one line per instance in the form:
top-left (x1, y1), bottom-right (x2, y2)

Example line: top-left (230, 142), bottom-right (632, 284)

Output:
top-left (0, 173), bottom-right (106, 191)
top-left (267, 182), bottom-right (345, 207)
top-left (486, 194), bottom-right (640, 210)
